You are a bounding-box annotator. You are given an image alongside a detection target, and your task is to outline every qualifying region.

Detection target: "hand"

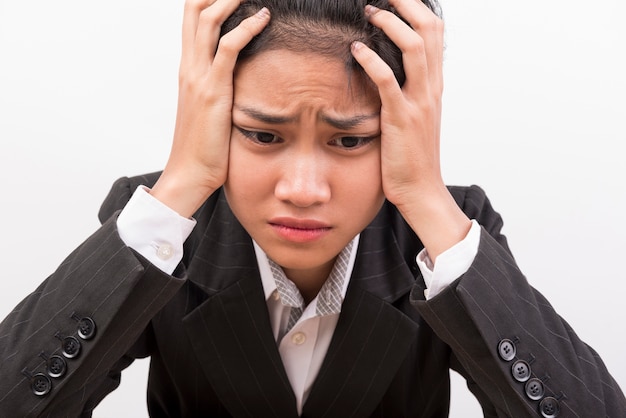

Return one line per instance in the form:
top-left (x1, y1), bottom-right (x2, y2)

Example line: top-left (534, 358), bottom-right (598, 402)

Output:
top-left (351, 0), bottom-right (470, 260)
top-left (151, 0), bottom-right (270, 218)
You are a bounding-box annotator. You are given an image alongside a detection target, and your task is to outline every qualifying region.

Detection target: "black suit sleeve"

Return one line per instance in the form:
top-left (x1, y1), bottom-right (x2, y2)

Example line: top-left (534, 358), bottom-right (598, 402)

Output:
top-left (412, 185), bottom-right (626, 417)
top-left (0, 173), bottom-right (185, 417)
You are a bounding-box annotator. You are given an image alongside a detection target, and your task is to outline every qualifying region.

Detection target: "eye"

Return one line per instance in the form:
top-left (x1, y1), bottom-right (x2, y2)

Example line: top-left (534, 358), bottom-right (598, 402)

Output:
top-left (329, 136), bottom-right (377, 149)
top-left (236, 127), bottom-right (282, 145)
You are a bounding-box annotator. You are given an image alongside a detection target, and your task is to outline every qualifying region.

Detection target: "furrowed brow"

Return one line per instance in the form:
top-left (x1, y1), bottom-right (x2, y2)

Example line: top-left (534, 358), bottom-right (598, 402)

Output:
top-left (234, 105), bottom-right (379, 129)
top-left (320, 113), bottom-right (379, 130)
top-left (235, 105), bottom-right (297, 124)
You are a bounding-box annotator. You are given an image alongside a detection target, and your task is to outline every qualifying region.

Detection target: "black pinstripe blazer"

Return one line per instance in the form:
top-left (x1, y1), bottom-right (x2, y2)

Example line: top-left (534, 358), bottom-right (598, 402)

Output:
top-left (1, 172), bottom-right (624, 417)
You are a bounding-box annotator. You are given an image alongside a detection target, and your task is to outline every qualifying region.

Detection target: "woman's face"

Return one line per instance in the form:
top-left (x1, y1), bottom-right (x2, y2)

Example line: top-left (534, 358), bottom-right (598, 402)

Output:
top-left (225, 49), bottom-right (385, 282)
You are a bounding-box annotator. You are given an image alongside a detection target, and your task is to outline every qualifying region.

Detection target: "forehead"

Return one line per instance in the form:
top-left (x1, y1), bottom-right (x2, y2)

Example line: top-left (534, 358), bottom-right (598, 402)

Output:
top-left (233, 49), bottom-right (380, 115)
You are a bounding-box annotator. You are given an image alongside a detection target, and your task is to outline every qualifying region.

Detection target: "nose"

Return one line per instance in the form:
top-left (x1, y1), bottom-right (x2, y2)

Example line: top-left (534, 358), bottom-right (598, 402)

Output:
top-left (274, 152), bottom-right (331, 208)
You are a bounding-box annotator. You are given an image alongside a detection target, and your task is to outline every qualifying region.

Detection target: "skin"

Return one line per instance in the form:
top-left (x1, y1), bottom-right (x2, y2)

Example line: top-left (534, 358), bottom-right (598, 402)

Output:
top-left (150, 0), bottom-right (472, 301)
top-left (226, 50), bottom-right (384, 302)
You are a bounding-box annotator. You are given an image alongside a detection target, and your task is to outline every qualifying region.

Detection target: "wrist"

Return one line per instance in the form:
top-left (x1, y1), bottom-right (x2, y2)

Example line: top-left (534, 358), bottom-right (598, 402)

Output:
top-left (395, 186), bottom-right (471, 262)
top-left (151, 171), bottom-right (216, 218)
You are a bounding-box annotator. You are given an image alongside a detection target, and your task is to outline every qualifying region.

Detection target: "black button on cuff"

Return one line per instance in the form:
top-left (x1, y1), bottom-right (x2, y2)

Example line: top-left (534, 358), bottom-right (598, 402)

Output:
top-left (61, 336), bottom-right (81, 359)
top-left (47, 355), bottom-right (67, 378)
top-left (539, 396), bottom-right (560, 417)
top-left (31, 373), bottom-right (52, 396)
top-left (511, 359), bottom-right (531, 382)
top-left (77, 317), bottom-right (97, 340)
top-left (525, 378), bottom-right (545, 401)
top-left (498, 339), bottom-right (517, 361)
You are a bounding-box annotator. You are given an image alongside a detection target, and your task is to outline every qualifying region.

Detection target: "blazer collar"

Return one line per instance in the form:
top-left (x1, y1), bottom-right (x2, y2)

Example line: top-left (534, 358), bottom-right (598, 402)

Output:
top-left (349, 202), bottom-right (421, 302)
top-left (182, 193), bottom-right (420, 417)
top-left (302, 203), bottom-right (420, 416)
top-left (182, 191), bottom-right (299, 417)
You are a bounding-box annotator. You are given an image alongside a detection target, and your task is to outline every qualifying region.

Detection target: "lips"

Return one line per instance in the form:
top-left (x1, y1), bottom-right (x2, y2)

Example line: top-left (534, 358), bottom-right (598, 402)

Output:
top-left (268, 217), bottom-right (331, 243)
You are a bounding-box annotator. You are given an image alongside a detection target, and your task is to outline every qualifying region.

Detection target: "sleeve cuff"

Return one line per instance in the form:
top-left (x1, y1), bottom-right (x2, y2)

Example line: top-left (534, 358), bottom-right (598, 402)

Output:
top-left (116, 186), bottom-right (196, 275)
top-left (416, 219), bottom-right (481, 300)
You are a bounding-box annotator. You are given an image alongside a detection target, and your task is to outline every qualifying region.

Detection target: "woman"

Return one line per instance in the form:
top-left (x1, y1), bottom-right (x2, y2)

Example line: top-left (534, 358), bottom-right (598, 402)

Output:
top-left (1, 0), bottom-right (624, 416)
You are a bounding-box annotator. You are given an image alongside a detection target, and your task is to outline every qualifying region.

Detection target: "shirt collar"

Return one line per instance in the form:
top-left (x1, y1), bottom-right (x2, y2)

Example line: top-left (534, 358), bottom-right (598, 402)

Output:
top-left (253, 235), bottom-right (360, 314)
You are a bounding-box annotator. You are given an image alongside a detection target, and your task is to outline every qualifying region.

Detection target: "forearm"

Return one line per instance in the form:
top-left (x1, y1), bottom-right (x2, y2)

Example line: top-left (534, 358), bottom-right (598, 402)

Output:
top-left (412, 230), bottom-right (626, 416)
top-left (396, 184), bottom-right (472, 262)
top-left (0, 217), bottom-right (185, 416)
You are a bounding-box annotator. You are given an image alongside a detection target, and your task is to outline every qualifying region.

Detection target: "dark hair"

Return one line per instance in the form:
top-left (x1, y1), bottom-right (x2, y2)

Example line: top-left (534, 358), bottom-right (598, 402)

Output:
top-left (222, 0), bottom-right (442, 86)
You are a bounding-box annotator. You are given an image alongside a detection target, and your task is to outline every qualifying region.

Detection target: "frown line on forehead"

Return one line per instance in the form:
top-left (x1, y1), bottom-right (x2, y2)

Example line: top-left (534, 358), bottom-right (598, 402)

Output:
top-left (233, 105), bottom-right (379, 130)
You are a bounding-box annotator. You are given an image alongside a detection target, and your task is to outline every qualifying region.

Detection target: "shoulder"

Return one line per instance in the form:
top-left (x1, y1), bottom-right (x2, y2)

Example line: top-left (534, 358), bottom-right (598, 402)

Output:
top-left (387, 185), bottom-right (509, 252)
top-left (96, 172), bottom-right (224, 232)
top-left (448, 184), bottom-right (492, 218)
top-left (97, 171), bottom-right (162, 223)
top-left (448, 185), bottom-right (504, 236)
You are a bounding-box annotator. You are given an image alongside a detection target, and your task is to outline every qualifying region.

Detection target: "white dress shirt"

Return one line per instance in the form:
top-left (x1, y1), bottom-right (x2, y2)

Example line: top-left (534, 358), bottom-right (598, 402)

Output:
top-left (253, 237), bottom-right (358, 413)
top-left (115, 186), bottom-right (481, 414)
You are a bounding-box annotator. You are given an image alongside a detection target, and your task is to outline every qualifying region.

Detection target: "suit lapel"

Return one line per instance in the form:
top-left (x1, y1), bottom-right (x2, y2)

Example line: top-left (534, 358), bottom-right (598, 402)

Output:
top-left (182, 192), bottom-right (298, 417)
top-left (303, 204), bottom-right (421, 417)
top-left (181, 195), bottom-right (421, 417)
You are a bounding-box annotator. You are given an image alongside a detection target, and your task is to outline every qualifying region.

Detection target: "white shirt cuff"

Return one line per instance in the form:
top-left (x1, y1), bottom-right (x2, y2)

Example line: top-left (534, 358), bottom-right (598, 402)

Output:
top-left (416, 219), bottom-right (481, 300)
top-left (116, 186), bottom-right (196, 274)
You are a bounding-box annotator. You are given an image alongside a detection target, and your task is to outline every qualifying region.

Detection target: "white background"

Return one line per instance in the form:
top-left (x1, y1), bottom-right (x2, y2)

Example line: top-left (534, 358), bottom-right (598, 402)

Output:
top-left (1, 0), bottom-right (624, 416)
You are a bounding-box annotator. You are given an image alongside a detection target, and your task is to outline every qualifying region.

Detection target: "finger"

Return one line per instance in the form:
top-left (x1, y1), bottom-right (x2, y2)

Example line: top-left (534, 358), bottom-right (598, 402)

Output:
top-left (365, 5), bottom-right (430, 97)
top-left (388, 0), bottom-right (441, 28)
top-left (387, 0), bottom-right (444, 92)
top-left (210, 7), bottom-right (271, 85)
top-left (181, 0), bottom-right (216, 69)
top-left (193, 0), bottom-right (245, 68)
top-left (350, 41), bottom-right (406, 117)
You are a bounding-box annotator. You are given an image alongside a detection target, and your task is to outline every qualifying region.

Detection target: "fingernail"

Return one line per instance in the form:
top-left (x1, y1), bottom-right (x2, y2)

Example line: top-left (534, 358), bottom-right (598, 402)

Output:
top-left (364, 5), bottom-right (380, 18)
top-left (351, 41), bottom-right (364, 52)
top-left (256, 7), bottom-right (270, 18)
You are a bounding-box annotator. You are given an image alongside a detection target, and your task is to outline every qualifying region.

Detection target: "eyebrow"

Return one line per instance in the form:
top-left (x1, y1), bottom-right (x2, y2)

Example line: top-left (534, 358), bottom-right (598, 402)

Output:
top-left (235, 106), bottom-right (297, 125)
top-left (235, 105), bottom-right (379, 130)
top-left (320, 113), bottom-right (379, 130)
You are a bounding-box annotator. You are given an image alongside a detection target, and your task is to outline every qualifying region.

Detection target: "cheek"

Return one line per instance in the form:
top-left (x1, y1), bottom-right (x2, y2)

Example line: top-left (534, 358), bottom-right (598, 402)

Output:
top-left (224, 141), bottom-right (276, 210)
top-left (225, 143), bottom-right (253, 205)
top-left (226, 144), bottom-right (250, 187)
top-left (352, 149), bottom-right (382, 191)
top-left (337, 153), bottom-right (385, 213)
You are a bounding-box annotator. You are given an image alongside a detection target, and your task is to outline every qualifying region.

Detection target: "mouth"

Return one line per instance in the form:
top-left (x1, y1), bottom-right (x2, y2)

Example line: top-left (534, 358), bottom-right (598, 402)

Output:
top-left (268, 217), bottom-right (332, 243)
